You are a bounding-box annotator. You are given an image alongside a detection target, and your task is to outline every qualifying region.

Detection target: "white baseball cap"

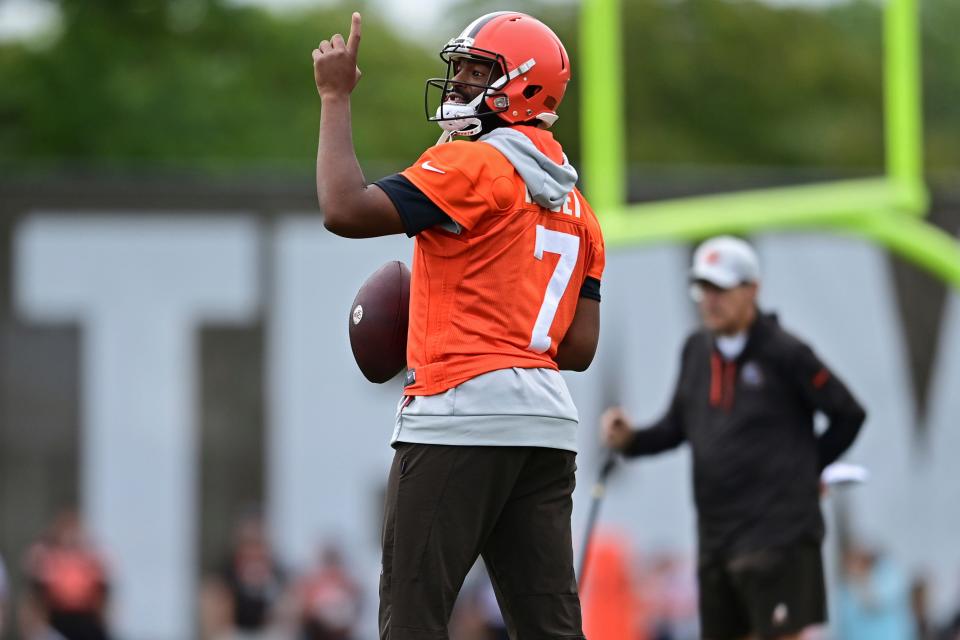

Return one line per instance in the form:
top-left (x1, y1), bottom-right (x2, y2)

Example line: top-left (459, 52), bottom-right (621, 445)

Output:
top-left (690, 236), bottom-right (760, 289)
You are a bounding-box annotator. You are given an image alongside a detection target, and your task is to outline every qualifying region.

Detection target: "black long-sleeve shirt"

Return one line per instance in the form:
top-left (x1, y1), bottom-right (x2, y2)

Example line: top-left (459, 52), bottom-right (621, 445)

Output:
top-left (625, 312), bottom-right (866, 555)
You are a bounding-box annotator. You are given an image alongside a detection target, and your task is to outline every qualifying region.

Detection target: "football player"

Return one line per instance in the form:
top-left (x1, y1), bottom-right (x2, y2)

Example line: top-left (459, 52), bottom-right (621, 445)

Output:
top-left (313, 12), bottom-right (605, 639)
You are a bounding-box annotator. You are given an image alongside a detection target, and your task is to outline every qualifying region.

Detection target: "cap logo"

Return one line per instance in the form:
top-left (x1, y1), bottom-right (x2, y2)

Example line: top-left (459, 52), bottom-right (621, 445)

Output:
top-left (772, 603), bottom-right (789, 626)
top-left (705, 250), bottom-right (721, 264)
top-left (742, 362), bottom-right (764, 387)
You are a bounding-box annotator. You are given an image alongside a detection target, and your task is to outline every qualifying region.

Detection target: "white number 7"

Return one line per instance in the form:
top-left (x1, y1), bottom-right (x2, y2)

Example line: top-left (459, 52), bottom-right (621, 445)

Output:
top-left (528, 225), bottom-right (580, 353)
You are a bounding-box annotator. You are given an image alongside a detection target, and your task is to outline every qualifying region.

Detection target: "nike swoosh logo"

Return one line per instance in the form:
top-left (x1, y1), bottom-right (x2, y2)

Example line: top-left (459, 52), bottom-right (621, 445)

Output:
top-left (421, 161), bottom-right (446, 174)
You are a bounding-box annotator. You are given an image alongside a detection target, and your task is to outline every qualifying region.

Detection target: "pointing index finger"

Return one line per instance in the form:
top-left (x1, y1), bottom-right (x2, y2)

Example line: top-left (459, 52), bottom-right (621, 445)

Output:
top-left (346, 12), bottom-right (361, 57)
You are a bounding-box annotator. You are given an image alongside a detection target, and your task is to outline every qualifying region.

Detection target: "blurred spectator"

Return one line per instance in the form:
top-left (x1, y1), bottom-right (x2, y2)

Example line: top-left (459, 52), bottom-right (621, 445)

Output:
top-left (473, 582), bottom-right (509, 640)
top-left (201, 511), bottom-right (288, 640)
top-left (295, 544), bottom-right (362, 640)
top-left (836, 544), bottom-right (914, 640)
top-left (449, 572), bottom-right (507, 640)
top-left (20, 509), bottom-right (111, 640)
top-left (467, 579), bottom-right (509, 640)
top-left (644, 552), bottom-right (698, 640)
top-left (581, 532), bottom-right (644, 640)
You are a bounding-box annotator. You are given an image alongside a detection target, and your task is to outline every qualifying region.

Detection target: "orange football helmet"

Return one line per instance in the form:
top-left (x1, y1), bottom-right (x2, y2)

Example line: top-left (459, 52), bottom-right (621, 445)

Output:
top-left (426, 12), bottom-right (571, 137)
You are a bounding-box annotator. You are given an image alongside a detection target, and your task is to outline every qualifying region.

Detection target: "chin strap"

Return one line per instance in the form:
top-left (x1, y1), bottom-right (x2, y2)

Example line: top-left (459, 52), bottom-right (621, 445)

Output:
top-left (435, 129), bottom-right (455, 145)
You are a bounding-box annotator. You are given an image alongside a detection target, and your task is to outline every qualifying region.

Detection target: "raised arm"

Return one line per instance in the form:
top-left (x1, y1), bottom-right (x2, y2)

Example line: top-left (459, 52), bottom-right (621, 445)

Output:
top-left (312, 13), bottom-right (404, 238)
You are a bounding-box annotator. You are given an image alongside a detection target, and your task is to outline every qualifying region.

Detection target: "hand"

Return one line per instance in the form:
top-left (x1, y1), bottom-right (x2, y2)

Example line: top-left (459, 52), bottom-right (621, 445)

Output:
top-left (312, 12), bottom-right (362, 99)
top-left (601, 406), bottom-right (634, 451)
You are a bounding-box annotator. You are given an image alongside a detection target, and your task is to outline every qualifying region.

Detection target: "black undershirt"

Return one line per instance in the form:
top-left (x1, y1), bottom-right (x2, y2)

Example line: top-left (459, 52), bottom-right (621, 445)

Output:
top-left (374, 174), bottom-right (452, 237)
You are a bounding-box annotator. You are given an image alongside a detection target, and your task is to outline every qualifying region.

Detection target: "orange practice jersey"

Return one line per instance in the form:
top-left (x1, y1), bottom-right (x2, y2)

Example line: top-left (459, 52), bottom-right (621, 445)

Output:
top-left (400, 126), bottom-right (605, 396)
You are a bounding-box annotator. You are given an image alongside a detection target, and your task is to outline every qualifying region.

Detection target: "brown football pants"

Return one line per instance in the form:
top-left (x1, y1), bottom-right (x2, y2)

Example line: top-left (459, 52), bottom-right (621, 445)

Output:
top-left (378, 443), bottom-right (585, 639)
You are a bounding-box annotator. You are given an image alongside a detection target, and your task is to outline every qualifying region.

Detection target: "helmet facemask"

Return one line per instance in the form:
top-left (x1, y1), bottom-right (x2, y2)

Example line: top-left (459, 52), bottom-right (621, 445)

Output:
top-left (425, 42), bottom-right (512, 141)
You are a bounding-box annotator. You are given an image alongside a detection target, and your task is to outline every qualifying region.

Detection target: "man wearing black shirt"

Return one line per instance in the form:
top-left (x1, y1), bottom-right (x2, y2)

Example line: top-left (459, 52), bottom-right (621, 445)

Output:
top-left (602, 236), bottom-right (866, 640)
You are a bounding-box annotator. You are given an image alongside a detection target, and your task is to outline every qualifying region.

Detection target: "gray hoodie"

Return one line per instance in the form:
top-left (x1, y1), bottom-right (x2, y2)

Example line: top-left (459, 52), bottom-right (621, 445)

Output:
top-left (479, 127), bottom-right (579, 209)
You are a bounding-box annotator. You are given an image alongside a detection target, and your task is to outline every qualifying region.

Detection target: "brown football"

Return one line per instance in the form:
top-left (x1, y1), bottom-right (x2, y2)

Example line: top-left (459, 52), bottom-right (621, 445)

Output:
top-left (348, 261), bottom-right (411, 383)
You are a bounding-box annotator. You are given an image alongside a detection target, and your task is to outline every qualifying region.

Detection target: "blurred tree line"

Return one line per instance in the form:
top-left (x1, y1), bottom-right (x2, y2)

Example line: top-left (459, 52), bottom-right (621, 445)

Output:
top-left (0, 0), bottom-right (956, 177)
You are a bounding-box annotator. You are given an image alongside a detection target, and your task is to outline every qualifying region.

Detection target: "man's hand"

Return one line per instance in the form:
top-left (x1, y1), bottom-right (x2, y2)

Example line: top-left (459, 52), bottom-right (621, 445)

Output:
top-left (601, 406), bottom-right (634, 451)
top-left (312, 12), bottom-right (362, 99)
